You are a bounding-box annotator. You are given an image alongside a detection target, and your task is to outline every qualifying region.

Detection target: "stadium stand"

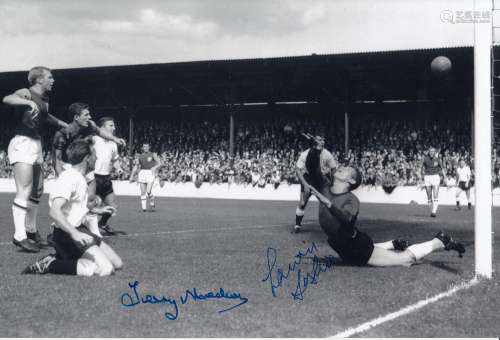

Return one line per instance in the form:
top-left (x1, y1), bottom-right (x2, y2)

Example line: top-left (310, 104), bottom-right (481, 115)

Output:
top-left (0, 115), bottom-right (486, 189)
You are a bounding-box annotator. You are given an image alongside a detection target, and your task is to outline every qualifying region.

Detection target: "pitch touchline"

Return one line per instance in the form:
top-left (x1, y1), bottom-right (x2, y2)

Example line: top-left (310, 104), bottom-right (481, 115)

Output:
top-left (0, 221), bottom-right (316, 245)
top-left (330, 277), bottom-right (480, 338)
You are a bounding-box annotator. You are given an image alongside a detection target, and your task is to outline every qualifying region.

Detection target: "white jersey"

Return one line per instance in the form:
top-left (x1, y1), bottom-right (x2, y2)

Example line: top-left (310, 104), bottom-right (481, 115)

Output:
top-left (93, 135), bottom-right (118, 176)
top-left (456, 165), bottom-right (471, 182)
top-left (296, 148), bottom-right (337, 175)
top-left (49, 166), bottom-right (89, 228)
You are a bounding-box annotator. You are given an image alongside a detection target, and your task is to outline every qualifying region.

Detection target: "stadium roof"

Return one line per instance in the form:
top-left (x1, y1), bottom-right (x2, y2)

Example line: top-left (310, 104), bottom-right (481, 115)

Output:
top-left (0, 46), bottom-right (476, 114)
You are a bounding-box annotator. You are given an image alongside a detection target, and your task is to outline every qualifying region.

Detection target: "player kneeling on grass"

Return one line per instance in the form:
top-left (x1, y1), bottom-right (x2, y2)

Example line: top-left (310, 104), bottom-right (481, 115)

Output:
top-left (307, 165), bottom-right (465, 267)
top-left (22, 139), bottom-right (123, 276)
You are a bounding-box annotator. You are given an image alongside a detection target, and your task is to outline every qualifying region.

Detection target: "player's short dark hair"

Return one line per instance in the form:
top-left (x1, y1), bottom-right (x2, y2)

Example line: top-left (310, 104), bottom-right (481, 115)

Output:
top-left (349, 167), bottom-right (362, 191)
top-left (98, 116), bottom-right (114, 127)
top-left (28, 66), bottom-right (51, 86)
top-left (69, 102), bottom-right (90, 118)
top-left (65, 139), bottom-right (93, 165)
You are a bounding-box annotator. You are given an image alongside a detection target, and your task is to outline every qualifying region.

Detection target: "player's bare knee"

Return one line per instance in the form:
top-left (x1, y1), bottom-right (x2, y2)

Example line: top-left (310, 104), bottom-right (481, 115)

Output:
top-left (16, 184), bottom-right (33, 200)
top-left (113, 256), bottom-right (124, 270)
top-left (88, 192), bottom-right (97, 204)
top-left (97, 260), bottom-right (114, 276)
top-left (76, 259), bottom-right (97, 277)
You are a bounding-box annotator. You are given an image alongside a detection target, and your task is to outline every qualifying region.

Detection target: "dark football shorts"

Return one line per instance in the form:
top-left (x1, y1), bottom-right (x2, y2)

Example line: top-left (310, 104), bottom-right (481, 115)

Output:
top-left (300, 173), bottom-right (331, 193)
top-left (95, 174), bottom-right (114, 199)
top-left (458, 181), bottom-right (470, 191)
top-left (327, 229), bottom-right (375, 266)
top-left (53, 225), bottom-right (102, 260)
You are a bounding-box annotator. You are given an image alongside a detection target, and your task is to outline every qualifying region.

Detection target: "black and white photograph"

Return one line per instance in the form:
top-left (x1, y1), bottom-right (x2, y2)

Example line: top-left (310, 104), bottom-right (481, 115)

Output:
top-left (0, 0), bottom-right (498, 338)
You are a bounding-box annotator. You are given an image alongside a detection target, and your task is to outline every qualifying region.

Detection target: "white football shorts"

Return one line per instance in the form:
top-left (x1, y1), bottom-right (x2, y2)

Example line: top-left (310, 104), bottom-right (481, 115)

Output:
top-left (8, 135), bottom-right (43, 165)
top-left (424, 174), bottom-right (441, 187)
top-left (138, 169), bottom-right (155, 184)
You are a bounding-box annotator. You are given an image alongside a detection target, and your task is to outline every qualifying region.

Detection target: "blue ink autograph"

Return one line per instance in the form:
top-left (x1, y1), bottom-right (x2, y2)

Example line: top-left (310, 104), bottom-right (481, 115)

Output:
top-left (262, 242), bottom-right (334, 301)
top-left (120, 281), bottom-right (248, 321)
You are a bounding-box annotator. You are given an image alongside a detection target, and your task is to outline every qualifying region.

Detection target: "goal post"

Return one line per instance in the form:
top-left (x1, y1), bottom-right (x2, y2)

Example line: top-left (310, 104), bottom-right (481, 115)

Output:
top-left (474, 0), bottom-right (493, 278)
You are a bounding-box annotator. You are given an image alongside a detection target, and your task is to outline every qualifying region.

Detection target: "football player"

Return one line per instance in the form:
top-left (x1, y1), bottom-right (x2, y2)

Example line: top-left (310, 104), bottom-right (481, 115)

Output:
top-left (22, 139), bottom-right (123, 276)
top-left (455, 159), bottom-right (472, 210)
top-left (308, 163), bottom-right (465, 267)
top-left (93, 117), bottom-right (127, 235)
top-left (3, 66), bottom-right (68, 253)
top-left (48, 103), bottom-right (126, 243)
top-left (129, 143), bottom-right (161, 212)
top-left (294, 133), bottom-right (337, 233)
top-left (422, 147), bottom-right (445, 217)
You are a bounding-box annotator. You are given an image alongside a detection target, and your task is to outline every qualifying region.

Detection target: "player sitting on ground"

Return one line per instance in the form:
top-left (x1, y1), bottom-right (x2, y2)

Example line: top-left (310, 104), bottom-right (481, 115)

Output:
top-left (22, 139), bottom-right (123, 276)
top-left (305, 161), bottom-right (465, 267)
top-left (294, 133), bottom-right (337, 233)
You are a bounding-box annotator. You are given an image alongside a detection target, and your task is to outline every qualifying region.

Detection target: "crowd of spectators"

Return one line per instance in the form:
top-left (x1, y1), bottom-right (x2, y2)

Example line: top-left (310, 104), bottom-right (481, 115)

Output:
top-left (0, 114), bottom-right (493, 189)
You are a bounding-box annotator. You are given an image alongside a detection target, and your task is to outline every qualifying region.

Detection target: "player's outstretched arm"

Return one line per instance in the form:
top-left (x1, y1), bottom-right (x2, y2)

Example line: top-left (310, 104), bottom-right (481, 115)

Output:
top-left (3, 89), bottom-right (39, 112)
top-left (91, 205), bottom-right (116, 216)
top-left (50, 197), bottom-right (93, 247)
top-left (296, 167), bottom-right (311, 193)
top-left (301, 132), bottom-right (323, 146)
top-left (90, 120), bottom-right (126, 146)
top-left (47, 113), bottom-right (68, 129)
top-left (309, 186), bottom-right (356, 225)
top-left (309, 186), bottom-right (331, 206)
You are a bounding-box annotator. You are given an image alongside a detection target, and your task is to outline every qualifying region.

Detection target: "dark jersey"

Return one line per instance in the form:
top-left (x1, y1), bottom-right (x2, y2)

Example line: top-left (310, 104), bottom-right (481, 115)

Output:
top-left (318, 186), bottom-right (375, 265)
top-left (318, 187), bottom-right (360, 238)
top-left (138, 152), bottom-right (157, 170)
top-left (423, 156), bottom-right (442, 175)
top-left (14, 88), bottom-right (49, 140)
top-left (52, 121), bottom-right (98, 162)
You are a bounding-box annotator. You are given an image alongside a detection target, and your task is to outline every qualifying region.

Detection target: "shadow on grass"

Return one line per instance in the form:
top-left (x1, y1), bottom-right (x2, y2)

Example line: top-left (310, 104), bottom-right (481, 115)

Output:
top-left (425, 260), bottom-right (464, 275)
top-left (302, 255), bottom-right (465, 274)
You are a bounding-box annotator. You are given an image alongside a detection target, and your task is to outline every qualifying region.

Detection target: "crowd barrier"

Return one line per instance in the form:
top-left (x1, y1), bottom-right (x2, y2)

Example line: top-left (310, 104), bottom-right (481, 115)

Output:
top-left (1, 178), bottom-right (500, 206)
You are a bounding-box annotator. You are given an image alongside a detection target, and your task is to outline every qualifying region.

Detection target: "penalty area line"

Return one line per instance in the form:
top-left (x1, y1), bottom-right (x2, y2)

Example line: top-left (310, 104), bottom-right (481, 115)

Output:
top-left (330, 277), bottom-right (480, 338)
top-left (0, 221), bottom-right (316, 245)
top-left (110, 221), bottom-right (317, 238)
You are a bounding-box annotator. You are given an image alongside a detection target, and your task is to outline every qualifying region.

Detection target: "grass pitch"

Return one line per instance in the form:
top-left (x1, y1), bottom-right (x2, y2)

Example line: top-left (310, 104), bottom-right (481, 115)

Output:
top-left (0, 193), bottom-right (498, 337)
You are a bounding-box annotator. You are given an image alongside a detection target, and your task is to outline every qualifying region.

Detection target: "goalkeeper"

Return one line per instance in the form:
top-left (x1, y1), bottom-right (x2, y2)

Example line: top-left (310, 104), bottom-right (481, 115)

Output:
top-left (305, 151), bottom-right (465, 266)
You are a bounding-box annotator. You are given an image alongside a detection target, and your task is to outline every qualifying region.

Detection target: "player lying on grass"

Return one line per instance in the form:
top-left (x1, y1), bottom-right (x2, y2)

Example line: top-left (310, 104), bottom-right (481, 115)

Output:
top-left (22, 139), bottom-right (123, 276)
top-left (306, 165), bottom-right (465, 267)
